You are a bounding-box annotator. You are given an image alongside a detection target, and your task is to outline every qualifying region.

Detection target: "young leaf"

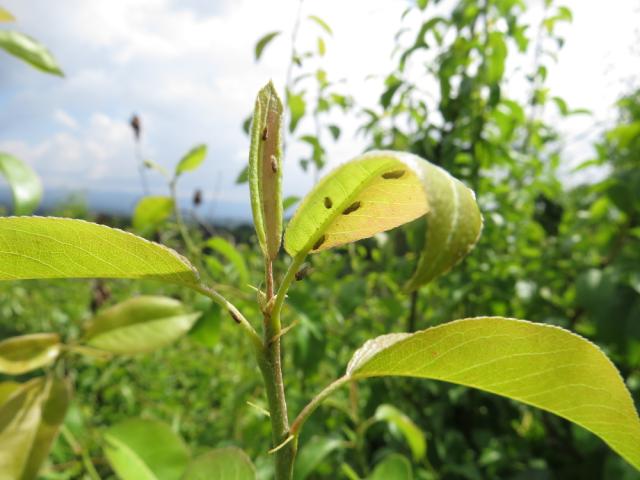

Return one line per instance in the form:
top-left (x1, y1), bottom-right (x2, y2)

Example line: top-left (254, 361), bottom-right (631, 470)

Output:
top-left (287, 92), bottom-right (306, 133)
top-left (284, 150), bottom-right (482, 290)
top-left (133, 196), bottom-right (174, 233)
top-left (369, 454), bottom-right (412, 480)
top-left (374, 404), bottom-right (426, 461)
top-left (83, 296), bottom-right (200, 354)
top-left (0, 217), bottom-right (199, 287)
top-left (175, 144), bottom-right (207, 177)
top-left (0, 152), bottom-right (43, 215)
top-left (255, 31), bottom-right (281, 61)
top-left (347, 317), bottom-right (640, 470)
top-left (182, 447), bottom-right (256, 480)
top-left (0, 30), bottom-right (63, 76)
top-left (0, 333), bottom-right (61, 375)
top-left (307, 15), bottom-right (333, 36)
top-left (249, 82), bottom-right (283, 260)
top-left (206, 237), bottom-right (249, 285)
top-left (0, 7), bottom-right (15, 22)
top-left (294, 436), bottom-right (343, 480)
top-left (104, 419), bottom-right (190, 480)
top-left (21, 378), bottom-right (71, 480)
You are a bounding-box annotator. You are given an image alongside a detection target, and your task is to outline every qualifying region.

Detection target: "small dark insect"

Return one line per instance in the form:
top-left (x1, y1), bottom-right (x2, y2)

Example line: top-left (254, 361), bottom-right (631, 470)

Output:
top-left (382, 169), bottom-right (406, 179)
top-left (130, 114), bottom-right (141, 140)
top-left (312, 235), bottom-right (326, 250)
top-left (192, 189), bottom-right (202, 206)
top-left (229, 308), bottom-right (242, 324)
top-left (262, 127), bottom-right (268, 141)
top-left (342, 201), bottom-right (361, 215)
top-left (270, 155), bottom-right (278, 173)
top-left (295, 263), bottom-right (314, 281)
top-left (324, 197), bottom-right (333, 209)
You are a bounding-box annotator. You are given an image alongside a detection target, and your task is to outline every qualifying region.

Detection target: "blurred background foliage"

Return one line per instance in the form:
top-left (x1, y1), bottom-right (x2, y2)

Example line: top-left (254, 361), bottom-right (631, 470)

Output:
top-left (1, 0), bottom-right (639, 478)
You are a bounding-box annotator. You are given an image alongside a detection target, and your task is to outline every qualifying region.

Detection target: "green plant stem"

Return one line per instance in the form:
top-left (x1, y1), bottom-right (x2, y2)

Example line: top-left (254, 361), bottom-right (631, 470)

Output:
top-left (290, 375), bottom-right (351, 436)
top-left (60, 425), bottom-right (101, 480)
top-left (260, 257), bottom-right (296, 479)
top-left (272, 254), bottom-right (306, 322)
top-left (169, 179), bottom-right (199, 258)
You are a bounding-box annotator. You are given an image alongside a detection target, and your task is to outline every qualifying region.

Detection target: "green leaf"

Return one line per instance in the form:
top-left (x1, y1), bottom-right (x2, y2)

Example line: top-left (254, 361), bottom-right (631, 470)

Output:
top-left (294, 436), bottom-right (343, 480)
top-left (0, 217), bottom-right (199, 287)
top-left (485, 32), bottom-right (507, 85)
top-left (236, 165), bottom-right (249, 184)
top-left (307, 15), bottom-right (333, 36)
top-left (283, 195), bottom-right (300, 212)
top-left (0, 377), bottom-right (69, 480)
top-left (0, 30), bottom-right (63, 76)
top-left (21, 378), bottom-right (71, 480)
top-left (176, 144), bottom-right (207, 176)
top-left (255, 31), bottom-right (281, 61)
top-left (133, 196), bottom-right (174, 233)
top-left (0, 333), bottom-right (61, 375)
top-left (284, 150), bottom-right (482, 290)
top-left (0, 381), bottom-right (20, 404)
top-left (206, 237), bottom-right (249, 285)
top-left (347, 317), bottom-right (640, 470)
top-left (249, 81), bottom-right (284, 260)
top-left (0, 7), bottom-right (15, 22)
top-left (188, 305), bottom-right (221, 348)
top-left (369, 454), bottom-right (412, 480)
top-left (374, 404), bottom-right (426, 461)
top-left (317, 37), bottom-right (326, 56)
top-left (182, 447), bottom-right (256, 480)
top-left (83, 296), bottom-right (200, 355)
top-left (287, 92), bottom-right (306, 133)
top-left (103, 419), bottom-right (190, 480)
top-left (0, 152), bottom-right (43, 215)
top-left (327, 125), bottom-right (340, 140)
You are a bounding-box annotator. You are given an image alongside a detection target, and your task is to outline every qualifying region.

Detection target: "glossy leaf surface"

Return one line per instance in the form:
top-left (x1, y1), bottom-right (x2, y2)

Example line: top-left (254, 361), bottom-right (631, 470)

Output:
top-left (103, 419), bottom-right (190, 480)
top-left (0, 333), bottom-right (61, 375)
top-left (83, 296), bottom-right (200, 354)
top-left (175, 144), bottom-right (207, 176)
top-left (0, 153), bottom-right (43, 215)
top-left (0, 217), bottom-right (199, 287)
top-left (347, 317), bottom-right (640, 470)
top-left (284, 150), bottom-right (482, 289)
top-left (182, 447), bottom-right (256, 480)
top-left (0, 30), bottom-right (63, 75)
top-left (248, 82), bottom-right (283, 260)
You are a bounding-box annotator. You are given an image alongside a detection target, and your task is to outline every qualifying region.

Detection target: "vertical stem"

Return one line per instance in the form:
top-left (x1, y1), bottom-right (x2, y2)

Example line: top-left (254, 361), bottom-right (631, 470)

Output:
top-left (170, 179), bottom-right (198, 258)
top-left (260, 257), bottom-right (296, 479)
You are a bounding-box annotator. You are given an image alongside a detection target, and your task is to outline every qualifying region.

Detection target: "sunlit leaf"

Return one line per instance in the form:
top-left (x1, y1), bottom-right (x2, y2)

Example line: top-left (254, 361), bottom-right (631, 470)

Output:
top-left (0, 333), bottom-right (61, 375)
top-left (0, 152), bottom-right (43, 215)
top-left (0, 7), bottom-right (15, 22)
top-left (182, 447), bottom-right (256, 480)
top-left (132, 196), bottom-right (174, 233)
top-left (0, 30), bottom-right (63, 75)
top-left (284, 150), bottom-right (482, 290)
top-left (374, 404), bottom-right (426, 461)
top-left (176, 144), bottom-right (207, 176)
top-left (0, 217), bottom-right (199, 287)
top-left (21, 378), bottom-right (71, 480)
top-left (255, 31), bottom-right (280, 61)
top-left (369, 454), bottom-right (412, 480)
top-left (307, 15), bottom-right (333, 36)
top-left (347, 317), bottom-right (640, 470)
top-left (83, 296), bottom-right (200, 354)
top-left (283, 195), bottom-right (300, 212)
top-left (294, 436), bottom-right (343, 480)
top-left (206, 237), bottom-right (249, 285)
top-left (287, 92), bottom-right (306, 133)
top-left (249, 81), bottom-right (283, 260)
top-left (103, 419), bottom-right (190, 480)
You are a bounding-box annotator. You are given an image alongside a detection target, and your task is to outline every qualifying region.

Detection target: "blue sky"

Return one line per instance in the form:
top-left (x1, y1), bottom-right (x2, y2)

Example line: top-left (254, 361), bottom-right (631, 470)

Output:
top-left (0, 0), bottom-right (638, 221)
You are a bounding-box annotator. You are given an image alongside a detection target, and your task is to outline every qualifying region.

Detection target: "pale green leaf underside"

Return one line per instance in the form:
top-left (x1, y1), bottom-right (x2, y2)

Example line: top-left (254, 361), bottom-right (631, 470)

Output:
top-left (284, 150), bottom-right (482, 289)
top-left (0, 333), bottom-right (60, 375)
top-left (0, 30), bottom-right (63, 76)
top-left (0, 153), bottom-right (43, 215)
top-left (84, 296), bottom-right (200, 354)
top-left (104, 419), bottom-right (190, 480)
top-left (182, 447), bottom-right (256, 480)
top-left (133, 196), bottom-right (174, 232)
top-left (347, 317), bottom-right (640, 470)
top-left (0, 217), bottom-right (199, 287)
